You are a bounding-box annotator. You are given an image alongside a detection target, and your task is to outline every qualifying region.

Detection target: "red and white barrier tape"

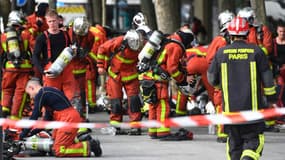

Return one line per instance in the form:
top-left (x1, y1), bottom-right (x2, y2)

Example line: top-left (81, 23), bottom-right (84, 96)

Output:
top-left (1, 108), bottom-right (285, 129)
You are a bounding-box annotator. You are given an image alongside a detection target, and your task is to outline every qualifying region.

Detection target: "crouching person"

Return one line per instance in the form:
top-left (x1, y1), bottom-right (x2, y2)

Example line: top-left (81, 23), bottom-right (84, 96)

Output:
top-left (19, 78), bottom-right (102, 157)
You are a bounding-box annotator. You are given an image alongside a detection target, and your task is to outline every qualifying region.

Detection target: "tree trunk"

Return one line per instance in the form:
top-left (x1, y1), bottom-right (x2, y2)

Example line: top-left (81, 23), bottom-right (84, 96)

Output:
top-left (49, 0), bottom-right (57, 10)
top-left (140, 0), bottom-right (157, 30)
top-left (250, 0), bottom-right (266, 25)
top-left (154, 0), bottom-right (180, 34)
top-left (0, 0), bottom-right (11, 27)
top-left (92, 0), bottom-right (102, 24)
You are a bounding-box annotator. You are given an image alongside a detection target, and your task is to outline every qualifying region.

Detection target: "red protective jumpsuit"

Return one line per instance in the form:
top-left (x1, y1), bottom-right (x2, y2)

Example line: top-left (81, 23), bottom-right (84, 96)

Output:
top-left (33, 30), bottom-right (77, 103)
top-left (247, 25), bottom-right (273, 55)
top-left (175, 46), bottom-right (214, 115)
top-left (0, 27), bottom-right (33, 120)
top-left (68, 28), bottom-right (98, 113)
top-left (25, 13), bottom-right (49, 48)
top-left (140, 34), bottom-right (186, 138)
top-left (97, 36), bottom-right (142, 126)
top-left (206, 34), bottom-right (228, 140)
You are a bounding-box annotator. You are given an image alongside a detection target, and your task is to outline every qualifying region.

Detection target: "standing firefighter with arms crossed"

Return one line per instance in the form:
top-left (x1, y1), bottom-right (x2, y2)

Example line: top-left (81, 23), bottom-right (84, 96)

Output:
top-left (207, 17), bottom-right (277, 160)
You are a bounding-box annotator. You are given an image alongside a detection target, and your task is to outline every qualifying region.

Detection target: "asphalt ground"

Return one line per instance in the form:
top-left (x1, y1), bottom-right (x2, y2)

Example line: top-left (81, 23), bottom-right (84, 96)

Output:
top-left (13, 111), bottom-right (285, 160)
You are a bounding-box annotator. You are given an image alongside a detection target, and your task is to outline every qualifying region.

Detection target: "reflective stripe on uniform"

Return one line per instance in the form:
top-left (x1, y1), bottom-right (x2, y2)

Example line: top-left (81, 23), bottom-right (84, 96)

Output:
top-left (87, 80), bottom-right (96, 106)
top-left (250, 62), bottom-right (258, 111)
top-left (108, 67), bottom-right (138, 82)
top-left (5, 60), bottom-right (32, 69)
top-left (186, 48), bottom-right (207, 56)
top-left (72, 69), bottom-right (86, 74)
top-left (157, 99), bottom-right (170, 133)
top-left (97, 53), bottom-right (109, 61)
top-left (263, 86), bottom-right (276, 96)
top-left (88, 52), bottom-right (97, 61)
top-left (115, 54), bottom-right (135, 64)
top-left (59, 141), bottom-right (88, 156)
top-left (221, 63), bottom-right (229, 112)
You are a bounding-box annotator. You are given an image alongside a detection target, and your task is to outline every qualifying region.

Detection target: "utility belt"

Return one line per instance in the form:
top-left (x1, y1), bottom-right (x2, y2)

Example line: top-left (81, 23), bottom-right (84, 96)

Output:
top-left (6, 52), bottom-right (31, 68)
top-left (140, 79), bottom-right (158, 104)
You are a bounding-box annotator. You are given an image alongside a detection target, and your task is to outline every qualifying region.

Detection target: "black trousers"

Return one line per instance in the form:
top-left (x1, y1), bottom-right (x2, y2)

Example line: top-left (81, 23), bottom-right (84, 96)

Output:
top-left (224, 121), bottom-right (265, 160)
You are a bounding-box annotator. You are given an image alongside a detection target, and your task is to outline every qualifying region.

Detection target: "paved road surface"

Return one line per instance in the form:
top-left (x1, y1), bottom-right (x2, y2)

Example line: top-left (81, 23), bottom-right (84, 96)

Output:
top-left (14, 112), bottom-right (285, 160)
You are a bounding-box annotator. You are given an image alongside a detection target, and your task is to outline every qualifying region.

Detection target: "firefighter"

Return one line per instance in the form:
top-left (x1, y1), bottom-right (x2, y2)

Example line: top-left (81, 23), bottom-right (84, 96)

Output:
top-left (88, 24), bottom-right (108, 112)
top-left (0, 10), bottom-right (33, 120)
top-left (139, 27), bottom-right (194, 139)
top-left (97, 29), bottom-right (143, 135)
top-left (237, 7), bottom-right (273, 55)
top-left (67, 16), bottom-right (99, 117)
top-left (207, 16), bottom-right (277, 160)
top-left (175, 45), bottom-right (215, 116)
top-left (26, 2), bottom-right (49, 49)
top-left (206, 10), bottom-right (234, 143)
top-left (32, 10), bottom-right (80, 111)
top-left (20, 78), bottom-right (102, 157)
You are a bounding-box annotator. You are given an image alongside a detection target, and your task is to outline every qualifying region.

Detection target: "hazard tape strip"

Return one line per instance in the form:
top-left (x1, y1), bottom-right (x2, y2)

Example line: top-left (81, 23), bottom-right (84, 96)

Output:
top-left (1, 108), bottom-right (285, 129)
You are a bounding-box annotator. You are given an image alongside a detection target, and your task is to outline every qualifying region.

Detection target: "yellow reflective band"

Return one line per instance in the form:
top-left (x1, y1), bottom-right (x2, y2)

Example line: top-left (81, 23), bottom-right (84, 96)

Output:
top-left (1, 42), bottom-right (7, 52)
top-left (241, 149), bottom-right (260, 160)
top-left (9, 115), bottom-right (20, 120)
top-left (171, 70), bottom-right (181, 78)
top-left (23, 39), bottom-right (29, 51)
top-left (88, 52), bottom-right (97, 61)
top-left (5, 60), bottom-right (32, 69)
top-left (148, 127), bottom-right (157, 133)
top-left (186, 48), bottom-right (206, 56)
top-left (72, 69), bottom-right (86, 74)
top-left (265, 120), bottom-right (275, 126)
top-left (95, 37), bottom-right (100, 42)
top-left (110, 120), bottom-right (121, 126)
top-left (78, 128), bottom-right (89, 134)
top-left (108, 67), bottom-right (118, 79)
top-left (59, 141), bottom-right (88, 156)
top-left (156, 99), bottom-right (170, 133)
top-left (18, 92), bottom-right (27, 119)
top-left (115, 54), bottom-right (135, 64)
top-left (256, 134), bottom-right (265, 156)
top-left (97, 54), bottom-right (109, 61)
top-left (87, 80), bottom-right (96, 106)
top-left (175, 91), bottom-right (187, 115)
top-left (2, 106), bottom-right (10, 112)
top-left (226, 138), bottom-right (230, 160)
top-left (250, 62), bottom-right (258, 111)
top-left (157, 49), bottom-right (167, 64)
top-left (263, 86), bottom-right (276, 95)
top-left (121, 73), bottom-right (138, 82)
top-left (221, 63), bottom-right (229, 112)
top-left (259, 45), bottom-right (268, 55)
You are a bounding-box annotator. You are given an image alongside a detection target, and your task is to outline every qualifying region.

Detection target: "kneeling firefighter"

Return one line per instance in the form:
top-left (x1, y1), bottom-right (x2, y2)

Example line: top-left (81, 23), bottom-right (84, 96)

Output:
top-left (97, 29), bottom-right (143, 135)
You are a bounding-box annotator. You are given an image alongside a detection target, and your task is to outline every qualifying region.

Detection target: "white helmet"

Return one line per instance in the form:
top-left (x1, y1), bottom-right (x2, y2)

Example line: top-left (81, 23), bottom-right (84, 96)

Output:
top-left (124, 29), bottom-right (144, 51)
top-left (218, 10), bottom-right (235, 32)
top-left (132, 12), bottom-right (146, 28)
top-left (7, 10), bottom-right (26, 26)
top-left (237, 7), bottom-right (256, 25)
top-left (73, 16), bottom-right (90, 36)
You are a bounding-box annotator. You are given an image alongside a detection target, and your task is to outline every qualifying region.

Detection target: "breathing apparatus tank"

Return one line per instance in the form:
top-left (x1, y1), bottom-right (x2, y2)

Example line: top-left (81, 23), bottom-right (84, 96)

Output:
top-left (6, 27), bottom-right (21, 61)
top-left (47, 46), bottom-right (75, 75)
top-left (137, 30), bottom-right (164, 72)
top-left (23, 135), bottom-right (53, 152)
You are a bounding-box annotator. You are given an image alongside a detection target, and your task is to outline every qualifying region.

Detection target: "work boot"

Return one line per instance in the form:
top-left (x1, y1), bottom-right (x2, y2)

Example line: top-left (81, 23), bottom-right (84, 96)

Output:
top-left (89, 138), bottom-right (102, 157)
top-left (160, 128), bottom-right (193, 141)
top-left (115, 127), bottom-right (128, 135)
top-left (128, 128), bottom-right (142, 136)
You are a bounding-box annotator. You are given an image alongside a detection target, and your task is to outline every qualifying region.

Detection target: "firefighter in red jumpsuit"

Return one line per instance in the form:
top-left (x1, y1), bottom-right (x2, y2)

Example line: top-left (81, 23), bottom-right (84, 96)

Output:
top-left (0, 11), bottom-right (33, 120)
top-left (97, 29), bottom-right (143, 135)
top-left (26, 2), bottom-right (49, 49)
top-left (139, 27), bottom-right (194, 139)
top-left (238, 7), bottom-right (273, 55)
top-left (67, 16), bottom-right (99, 117)
top-left (20, 78), bottom-right (102, 157)
top-left (32, 10), bottom-right (79, 110)
top-left (206, 10), bottom-right (235, 143)
top-left (175, 45), bottom-right (215, 115)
